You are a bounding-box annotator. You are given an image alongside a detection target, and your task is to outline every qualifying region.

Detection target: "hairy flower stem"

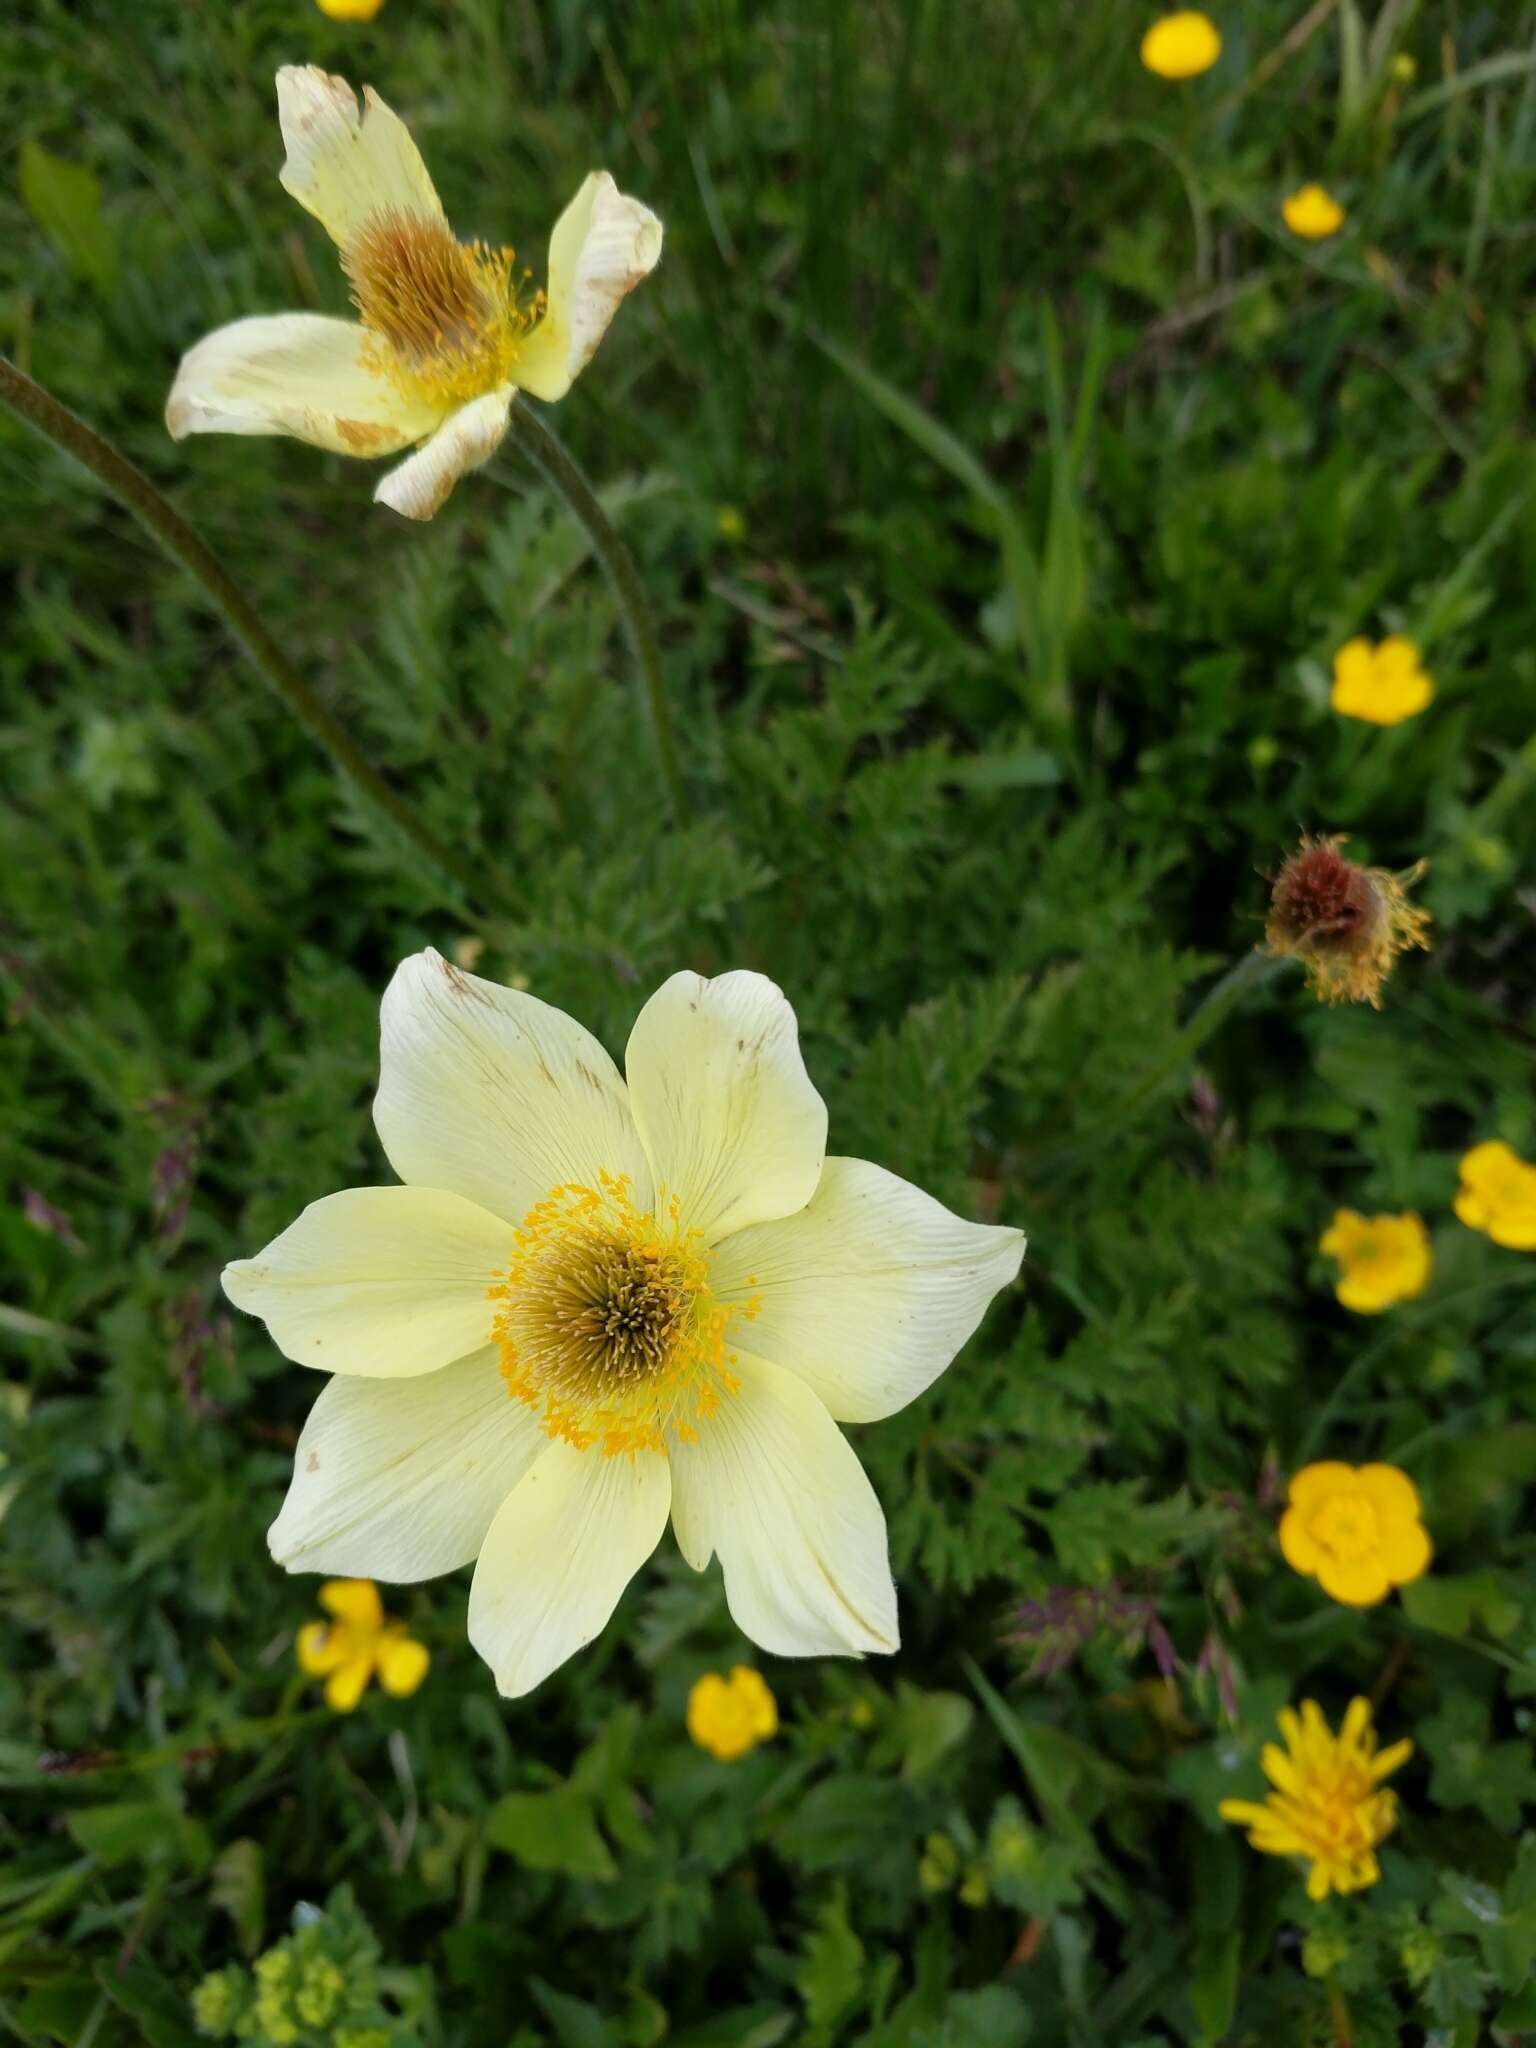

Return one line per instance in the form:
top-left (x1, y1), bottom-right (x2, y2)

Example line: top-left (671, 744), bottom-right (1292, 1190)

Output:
top-left (1032, 949), bottom-right (1294, 1173)
top-left (506, 398), bottom-right (688, 823)
top-left (0, 355), bottom-right (513, 917)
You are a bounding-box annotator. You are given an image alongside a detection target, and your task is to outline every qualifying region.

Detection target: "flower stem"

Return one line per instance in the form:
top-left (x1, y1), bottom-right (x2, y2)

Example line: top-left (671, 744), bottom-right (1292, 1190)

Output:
top-left (0, 355), bottom-right (513, 917)
top-left (506, 398), bottom-right (688, 821)
top-left (1031, 949), bottom-right (1294, 1173)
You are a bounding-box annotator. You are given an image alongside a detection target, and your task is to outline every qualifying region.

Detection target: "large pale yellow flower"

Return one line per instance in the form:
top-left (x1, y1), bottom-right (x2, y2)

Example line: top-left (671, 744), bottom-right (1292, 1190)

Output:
top-left (166, 68), bottom-right (662, 519)
top-left (1220, 1697), bottom-right (1411, 1900)
top-left (225, 954), bottom-right (1024, 1698)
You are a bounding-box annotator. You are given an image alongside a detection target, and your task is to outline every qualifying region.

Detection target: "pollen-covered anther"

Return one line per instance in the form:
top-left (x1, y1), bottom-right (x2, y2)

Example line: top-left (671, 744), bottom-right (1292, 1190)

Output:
top-left (343, 208), bottom-right (532, 404)
top-left (1264, 834), bottom-right (1431, 1007)
top-left (489, 1174), bottom-right (750, 1457)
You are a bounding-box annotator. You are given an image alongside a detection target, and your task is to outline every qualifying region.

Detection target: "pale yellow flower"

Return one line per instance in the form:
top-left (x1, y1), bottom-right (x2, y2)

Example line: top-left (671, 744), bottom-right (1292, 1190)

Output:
top-left (1220, 1697), bottom-right (1411, 1899)
top-left (1455, 1140), bottom-right (1536, 1251)
top-left (225, 954), bottom-right (1024, 1697)
top-left (315, 0), bottom-right (385, 18)
top-left (296, 1577), bottom-right (429, 1710)
top-left (1279, 1462), bottom-right (1431, 1606)
top-left (167, 69), bottom-right (661, 519)
top-left (1283, 184), bottom-right (1346, 238)
top-left (1331, 636), bottom-right (1433, 725)
top-left (1140, 11), bottom-right (1221, 78)
top-left (1318, 1209), bottom-right (1430, 1313)
top-left (687, 1666), bottom-right (778, 1759)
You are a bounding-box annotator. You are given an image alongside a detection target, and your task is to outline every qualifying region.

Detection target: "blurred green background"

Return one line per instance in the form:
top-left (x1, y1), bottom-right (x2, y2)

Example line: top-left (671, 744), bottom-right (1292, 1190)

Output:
top-left (2, 1), bottom-right (1535, 2043)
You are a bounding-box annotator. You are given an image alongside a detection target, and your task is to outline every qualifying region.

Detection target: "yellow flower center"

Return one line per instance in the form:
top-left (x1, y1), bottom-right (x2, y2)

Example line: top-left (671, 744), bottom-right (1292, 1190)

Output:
top-left (343, 208), bottom-right (538, 407)
top-left (1309, 1490), bottom-right (1380, 1563)
top-left (490, 1173), bottom-right (754, 1457)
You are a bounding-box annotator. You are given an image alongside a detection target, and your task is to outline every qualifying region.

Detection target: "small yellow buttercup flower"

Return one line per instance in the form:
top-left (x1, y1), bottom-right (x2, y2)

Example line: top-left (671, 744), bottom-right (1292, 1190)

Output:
top-left (167, 68), bottom-right (662, 519)
top-left (687, 1666), bottom-right (779, 1760)
top-left (296, 1578), bottom-right (430, 1711)
top-left (1331, 636), bottom-right (1433, 725)
top-left (1319, 1209), bottom-right (1430, 1314)
top-left (1279, 1462), bottom-right (1431, 1606)
top-left (1140, 11), bottom-right (1221, 78)
top-left (1283, 184), bottom-right (1346, 238)
top-left (1220, 1697), bottom-right (1411, 1899)
top-left (1455, 1140), bottom-right (1536, 1251)
top-left (316, 0), bottom-right (385, 18)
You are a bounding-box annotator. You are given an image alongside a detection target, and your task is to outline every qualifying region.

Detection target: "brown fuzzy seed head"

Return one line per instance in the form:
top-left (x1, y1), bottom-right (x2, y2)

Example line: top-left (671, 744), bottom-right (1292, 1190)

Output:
top-left (1265, 835), bottom-right (1430, 1007)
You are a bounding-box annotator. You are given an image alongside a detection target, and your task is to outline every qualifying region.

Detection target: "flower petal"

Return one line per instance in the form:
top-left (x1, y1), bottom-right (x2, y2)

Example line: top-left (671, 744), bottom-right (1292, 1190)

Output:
top-left (624, 969), bottom-right (827, 1244)
top-left (515, 172), bottom-right (663, 404)
top-left (374, 949), bottom-right (651, 1226)
top-left (325, 1651), bottom-right (375, 1712)
top-left (1277, 1504), bottom-right (1321, 1575)
top-left (296, 1620), bottom-right (349, 1674)
top-left (268, 1346), bottom-right (544, 1580)
top-left (710, 1156), bottom-right (1022, 1422)
top-left (376, 1632), bottom-right (431, 1697)
top-left (320, 1577), bottom-right (383, 1627)
top-left (165, 314), bottom-right (442, 454)
top-left (223, 1186), bottom-right (512, 1378)
top-left (467, 1441), bottom-right (670, 1697)
top-left (1354, 1463), bottom-right (1422, 1524)
top-left (374, 385), bottom-right (514, 521)
top-left (276, 66), bottom-right (444, 249)
top-left (1315, 1553), bottom-right (1392, 1606)
top-left (1287, 1461), bottom-right (1356, 1511)
top-left (669, 1350), bottom-right (898, 1658)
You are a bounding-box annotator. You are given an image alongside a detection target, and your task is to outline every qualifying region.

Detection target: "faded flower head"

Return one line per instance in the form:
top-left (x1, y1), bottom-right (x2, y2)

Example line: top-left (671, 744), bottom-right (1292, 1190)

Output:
top-left (296, 1577), bottom-right (429, 1711)
top-left (1220, 1696), bottom-right (1411, 1899)
top-left (1139, 11), bottom-right (1221, 78)
top-left (1279, 1461), bottom-right (1431, 1606)
top-left (1319, 1209), bottom-right (1430, 1313)
top-left (1283, 183), bottom-right (1346, 238)
top-left (1454, 1140), bottom-right (1536, 1251)
top-left (1265, 834), bottom-right (1430, 1006)
top-left (687, 1666), bottom-right (778, 1760)
top-left (1331, 635), bottom-right (1433, 725)
top-left (167, 68), bottom-right (662, 519)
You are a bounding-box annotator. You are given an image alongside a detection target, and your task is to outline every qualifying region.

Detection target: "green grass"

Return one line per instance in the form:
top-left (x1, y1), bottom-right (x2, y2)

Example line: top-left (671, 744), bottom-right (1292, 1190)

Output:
top-left (3, 1), bottom-right (1536, 2043)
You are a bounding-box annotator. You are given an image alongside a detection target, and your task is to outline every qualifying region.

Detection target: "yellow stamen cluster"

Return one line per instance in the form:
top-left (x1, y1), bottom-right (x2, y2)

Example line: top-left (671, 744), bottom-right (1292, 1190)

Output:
top-left (1220, 1697), bottom-right (1411, 1900)
top-left (490, 1172), bottom-right (755, 1457)
top-left (343, 208), bottom-right (538, 407)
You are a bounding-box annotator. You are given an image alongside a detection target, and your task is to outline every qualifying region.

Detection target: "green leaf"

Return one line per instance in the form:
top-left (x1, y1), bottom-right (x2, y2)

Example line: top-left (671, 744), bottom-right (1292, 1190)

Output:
top-left (873, 1683), bottom-right (975, 1780)
top-left (485, 1783), bottom-right (617, 1880)
top-left (797, 1884), bottom-right (865, 2039)
top-left (1190, 1928), bottom-right (1241, 2044)
top-left (529, 1978), bottom-right (618, 2048)
top-left (66, 1799), bottom-right (205, 1871)
top-left (18, 138), bottom-right (116, 291)
top-left (1400, 1569), bottom-right (1521, 1641)
top-left (94, 1961), bottom-right (201, 2048)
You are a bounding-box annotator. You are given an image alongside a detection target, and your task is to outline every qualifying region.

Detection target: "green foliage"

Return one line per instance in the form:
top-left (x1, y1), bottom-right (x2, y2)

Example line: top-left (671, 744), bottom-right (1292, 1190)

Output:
top-left (2, 0), bottom-right (1536, 2042)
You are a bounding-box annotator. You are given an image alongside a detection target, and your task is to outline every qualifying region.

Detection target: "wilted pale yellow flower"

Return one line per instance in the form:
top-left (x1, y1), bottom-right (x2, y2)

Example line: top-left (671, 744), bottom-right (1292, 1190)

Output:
top-left (1265, 835), bottom-right (1430, 1007)
top-left (1279, 1462), bottom-right (1431, 1606)
top-left (1220, 1697), bottom-right (1411, 1899)
top-left (296, 1577), bottom-right (429, 1710)
top-left (226, 954), bottom-right (1024, 1698)
top-left (1319, 1209), bottom-right (1430, 1313)
top-left (315, 0), bottom-right (385, 19)
top-left (167, 69), bottom-right (661, 519)
top-left (1455, 1140), bottom-right (1536, 1250)
top-left (1140, 11), bottom-right (1221, 78)
top-left (1283, 184), bottom-right (1346, 238)
top-left (687, 1666), bottom-right (778, 1759)
top-left (1331, 636), bottom-right (1433, 724)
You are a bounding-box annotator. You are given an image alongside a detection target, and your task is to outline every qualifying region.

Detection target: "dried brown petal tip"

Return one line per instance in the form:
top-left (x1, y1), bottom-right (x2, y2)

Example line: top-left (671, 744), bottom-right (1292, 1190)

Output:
top-left (1265, 834), bottom-right (1430, 1007)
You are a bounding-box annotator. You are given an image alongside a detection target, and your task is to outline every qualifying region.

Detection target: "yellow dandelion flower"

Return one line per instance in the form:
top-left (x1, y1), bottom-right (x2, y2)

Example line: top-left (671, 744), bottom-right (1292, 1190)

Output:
top-left (1279, 1462), bottom-right (1432, 1606)
top-left (296, 1578), bottom-right (430, 1711)
top-left (316, 0), bottom-right (385, 19)
top-left (1318, 1209), bottom-right (1430, 1314)
top-left (687, 1666), bottom-right (778, 1760)
top-left (167, 68), bottom-right (662, 519)
top-left (1331, 635), bottom-right (1433, 725)
top-left (226, 954), bottom-right (1025, 1698)
top-left (1455, 1140), bottom-right (1536, 1251)
top-left (1283, 184), bottom-right (1346, 238)
top-left (1220, 1697), bottom-right (1411, 1899)
top-left (1140, 11), bottom-right (1222, 79)
top-left (1264, 834), bottom-right (1430, 1007)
